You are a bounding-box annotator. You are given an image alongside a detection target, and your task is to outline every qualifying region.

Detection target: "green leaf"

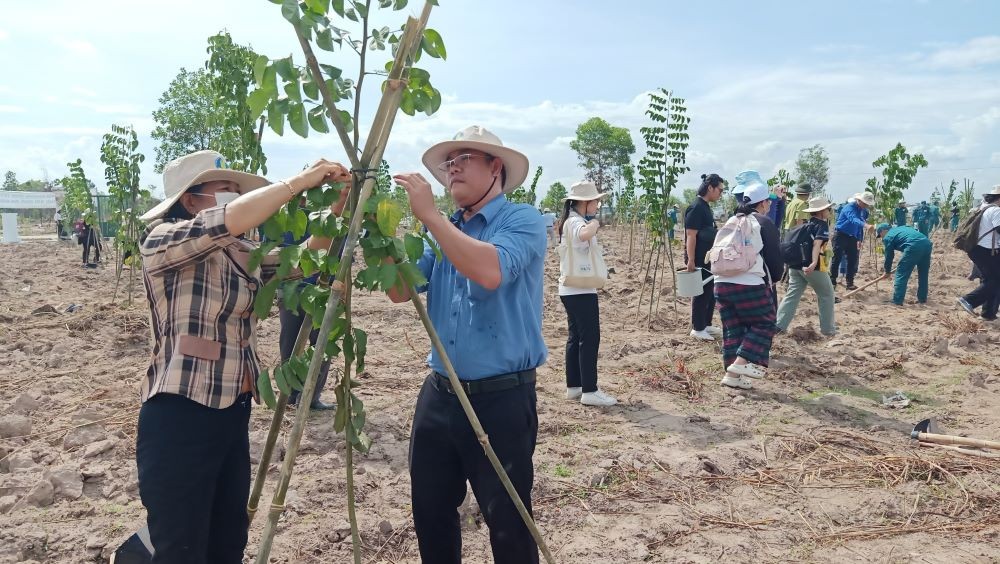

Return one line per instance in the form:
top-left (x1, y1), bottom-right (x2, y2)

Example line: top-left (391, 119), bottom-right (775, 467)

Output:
top-left (281, 0), bottom-right (300, 24)
top-left (354, 430), bottom-right (372, 453)
top-left (303, 75), bottom-right (320, 100)
top-left (354, 328), bottom-right (367, 373)
top-left (423, 29), bottom-right (446, 59)
top-left (316, 27), bottom-right (335, 51)
top-left (400, 89), bottom-right (415, 116)
top-left (304, 0), bottom-right (329, 14)
top-left (421, 231), bottom-right (442, 261)
top-left (376, 198), bottom-right (403, 236)
top-left (274, 364), bottom-right (291, 396)
top-left (274, 56), bottom-right (296, 81)
top-left (331, 0), bottom-right (345, 16)
top-left (248, 88), bottom-right (273, 120)
top-left (253, 279), bottom-right (280, 319)
top-left (343, 331), bottom-right (356, 376)
top-left (398, 261), bottom-right (427, 288)
top-left (253, 55), bottom-right (269, 85)
top-left (307, 105), bottom-right (330, 133)
top-left (263, 66), bottom-right (278, 95)
top-left (288, 102), bottom-right (308, 138)
top-left (268, 102), bottom-right (285, 136)
top-left (319, 64), bottom-right (342, 79)
top-left (333, 390), bottom-right (348, 432)
top-left (284, 80), bottom-right (302, 103)
top-left (258, 369), bottom-right (276, 409)
top-left (378, 263), bottom-right (398, 292)
top-left (404, 233), bottom-right (425, 263)
top-left (248, 242), bottom-right (278, 272)
top-left (300, 250), bottom-right (318, 278)
top-left (291, 208), bottom-right (309, 239)
top-left (428, 87), bottom-right (442, 114)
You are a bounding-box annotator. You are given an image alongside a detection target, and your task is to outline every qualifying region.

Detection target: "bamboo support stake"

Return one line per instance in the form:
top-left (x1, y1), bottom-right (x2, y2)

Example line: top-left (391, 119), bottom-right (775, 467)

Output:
top-left (252, 7), bottom-right (432, 563)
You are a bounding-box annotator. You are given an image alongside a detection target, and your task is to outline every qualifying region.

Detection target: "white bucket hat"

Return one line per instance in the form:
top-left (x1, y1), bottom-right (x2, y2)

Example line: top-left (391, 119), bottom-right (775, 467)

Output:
top-left (421, 125), bottom-right (529, 194)
top-left (853, 191), bottom-right (876, 206)
top-left (803, 195), bottom-right (833, 213)
top-left (564, 180), bottom-right (607, 202)
top-left (140, 151), bottom-right (269, 222)
top-left (984, 185), bottom-right (1000, 196)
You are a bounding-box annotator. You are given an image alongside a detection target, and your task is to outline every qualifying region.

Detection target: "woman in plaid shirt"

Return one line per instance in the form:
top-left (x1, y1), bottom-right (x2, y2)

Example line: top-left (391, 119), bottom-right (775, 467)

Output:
top-left (136, 150), bottom-right (350, 563)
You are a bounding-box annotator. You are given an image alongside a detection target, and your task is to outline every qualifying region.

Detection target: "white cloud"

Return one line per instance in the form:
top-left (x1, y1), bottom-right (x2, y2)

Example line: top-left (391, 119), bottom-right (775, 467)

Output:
top-left (0, 105), bottom-right (24, 113)
top-left (925, 36), bottom-right (1000, 69)
top-left (69, 85), bottom-right (97, 97)
top-left (54, 38), bottom-right (98, 57)
top-left (68, 100), bottom-right (143, 115)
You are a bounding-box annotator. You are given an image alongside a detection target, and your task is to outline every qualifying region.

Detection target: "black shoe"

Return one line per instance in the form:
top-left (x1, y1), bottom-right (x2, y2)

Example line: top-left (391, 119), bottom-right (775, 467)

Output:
top-left (846, 283), bottom-right (858, 291)
top-left (834, 297), bottom-right (842, 304)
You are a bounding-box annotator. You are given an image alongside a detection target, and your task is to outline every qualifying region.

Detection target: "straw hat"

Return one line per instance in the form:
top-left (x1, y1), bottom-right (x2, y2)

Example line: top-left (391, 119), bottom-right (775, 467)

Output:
top-left (564, 181), bottom-right (607, 202)
top-left (803, 196), bottom-right (833, 213)
top-left (853, 191), bottom-right (876, 206)
top-left (984, 185), bottom-right (1000, 196)
top-left (140, 151), bottom-right (269, 221)
top-left (421, 125), bottom-right (529, 193)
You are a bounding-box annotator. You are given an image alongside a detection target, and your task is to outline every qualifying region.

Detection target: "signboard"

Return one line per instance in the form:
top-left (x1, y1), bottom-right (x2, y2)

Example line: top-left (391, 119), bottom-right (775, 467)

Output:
top-left (0, 191), bottom-right (58, 209)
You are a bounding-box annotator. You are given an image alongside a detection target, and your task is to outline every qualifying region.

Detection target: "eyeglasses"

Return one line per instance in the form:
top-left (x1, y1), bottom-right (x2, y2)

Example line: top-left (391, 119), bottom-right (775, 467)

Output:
top-left (436, 153), bottom-right (493, 172)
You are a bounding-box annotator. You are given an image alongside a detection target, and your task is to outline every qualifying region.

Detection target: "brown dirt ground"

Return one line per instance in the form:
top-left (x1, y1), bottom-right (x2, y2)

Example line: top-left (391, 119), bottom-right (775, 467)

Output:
top-left (2, 224), bottom-right (1000, 563)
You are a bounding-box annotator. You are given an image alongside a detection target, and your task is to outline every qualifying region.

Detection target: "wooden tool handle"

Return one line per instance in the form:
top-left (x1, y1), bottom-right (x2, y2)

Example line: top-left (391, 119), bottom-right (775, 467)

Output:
top-left (914, 431), bottom-right (1000, 451)
top-left (918, 442), bottom-right (1000, 459)
top-left (843, 270), bottom-right (895, 299)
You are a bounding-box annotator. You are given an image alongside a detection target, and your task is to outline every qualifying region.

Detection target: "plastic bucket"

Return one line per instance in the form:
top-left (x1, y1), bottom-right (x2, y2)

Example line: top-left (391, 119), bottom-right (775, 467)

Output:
top-left (676, 269), bottom-right (713, 298)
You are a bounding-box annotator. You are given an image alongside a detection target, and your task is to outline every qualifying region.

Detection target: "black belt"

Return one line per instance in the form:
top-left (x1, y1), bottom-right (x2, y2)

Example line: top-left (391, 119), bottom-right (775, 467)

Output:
top-left (432, 369), bottom-right (536, 396)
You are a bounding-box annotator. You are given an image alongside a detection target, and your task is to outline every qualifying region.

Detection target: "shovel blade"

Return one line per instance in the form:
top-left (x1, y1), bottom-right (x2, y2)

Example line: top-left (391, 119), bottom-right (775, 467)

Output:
top-left (911, 418), bottom-right (942, 439)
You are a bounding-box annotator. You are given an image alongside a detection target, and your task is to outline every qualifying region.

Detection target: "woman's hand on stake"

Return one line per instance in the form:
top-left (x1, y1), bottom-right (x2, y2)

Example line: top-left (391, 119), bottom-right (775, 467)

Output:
top-left (288, 159), bottom-right (352, 193)
top-left (393, 173), bottom-right (436, 224)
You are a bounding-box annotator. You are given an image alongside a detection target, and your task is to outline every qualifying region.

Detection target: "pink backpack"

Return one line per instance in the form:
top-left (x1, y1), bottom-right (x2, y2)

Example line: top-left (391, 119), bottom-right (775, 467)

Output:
top-left (708, 214), bottom-right (757, 276)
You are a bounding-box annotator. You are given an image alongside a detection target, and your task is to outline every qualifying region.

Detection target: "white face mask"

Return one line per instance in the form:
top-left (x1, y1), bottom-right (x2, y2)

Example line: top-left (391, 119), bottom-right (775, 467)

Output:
top-left (213, 191), bottom-right (239, 206)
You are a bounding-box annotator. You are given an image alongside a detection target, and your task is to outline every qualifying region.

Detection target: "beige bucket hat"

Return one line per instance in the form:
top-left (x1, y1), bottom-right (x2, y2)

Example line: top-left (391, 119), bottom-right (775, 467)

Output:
top-left (853, 191), bottom-right (876, 206)
top-left (421, 126), bottom-right (529, 193)
top-left (803, 195), bottom-right (833, 213)
top-left (564, 180), bottom-right (607, 202)
top-left (984, 185), bottom-right (1000, 196)
top-left (140, 150), bottom-right (269, 221)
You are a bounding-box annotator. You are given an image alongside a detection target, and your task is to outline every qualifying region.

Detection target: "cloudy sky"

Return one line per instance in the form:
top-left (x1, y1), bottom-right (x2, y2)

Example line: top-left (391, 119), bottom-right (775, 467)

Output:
top-left (1, 0), bottom-right (998, 203)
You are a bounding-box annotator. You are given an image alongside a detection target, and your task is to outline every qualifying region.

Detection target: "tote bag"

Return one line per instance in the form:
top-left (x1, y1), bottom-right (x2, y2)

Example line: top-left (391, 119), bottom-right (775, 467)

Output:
top-left (558, 218), bottom-right (608, 289)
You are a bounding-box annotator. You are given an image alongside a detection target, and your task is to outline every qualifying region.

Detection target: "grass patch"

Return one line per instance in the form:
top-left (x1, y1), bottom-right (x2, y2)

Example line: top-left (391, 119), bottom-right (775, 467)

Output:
top-left (553, 464), bottom-right (572, 478)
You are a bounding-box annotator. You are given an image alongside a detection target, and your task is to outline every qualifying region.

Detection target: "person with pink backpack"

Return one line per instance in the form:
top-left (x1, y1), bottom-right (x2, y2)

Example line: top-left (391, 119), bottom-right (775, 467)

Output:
top-left (710, 171), bottom-right (780, 390)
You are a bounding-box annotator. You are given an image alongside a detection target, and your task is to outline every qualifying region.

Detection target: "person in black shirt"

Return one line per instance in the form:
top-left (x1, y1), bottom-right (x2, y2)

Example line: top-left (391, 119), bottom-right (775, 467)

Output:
top-left (776, 196), bottom-right (837, 336)
top-left (685, 173), bottom-right (724, 340)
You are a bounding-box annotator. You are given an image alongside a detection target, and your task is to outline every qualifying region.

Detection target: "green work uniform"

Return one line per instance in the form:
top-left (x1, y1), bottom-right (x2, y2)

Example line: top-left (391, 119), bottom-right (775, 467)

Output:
top-left (882, 225), bottom-right (932, 305)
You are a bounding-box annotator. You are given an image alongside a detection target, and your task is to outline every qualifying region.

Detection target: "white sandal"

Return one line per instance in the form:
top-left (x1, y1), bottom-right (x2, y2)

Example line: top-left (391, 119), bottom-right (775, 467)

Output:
top-left (726, 362), bottom-right (766, 379)
top-left (720, 374), bottom-right (752, 390)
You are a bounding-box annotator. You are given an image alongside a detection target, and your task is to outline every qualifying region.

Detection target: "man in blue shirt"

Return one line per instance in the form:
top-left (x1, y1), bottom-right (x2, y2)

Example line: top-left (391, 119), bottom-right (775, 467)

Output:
top-left (875, 223), bottom-right (932, 305)
top-left (541, 207), bottom-right (556, 247)
top-left (390, 126), bottom-right (546, 564)
top-left (830, 191), bottom-right (875, 290)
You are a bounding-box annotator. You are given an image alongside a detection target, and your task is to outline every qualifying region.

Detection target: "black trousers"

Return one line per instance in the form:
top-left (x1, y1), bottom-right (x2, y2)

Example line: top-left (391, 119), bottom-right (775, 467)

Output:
top-left (82, 229), bottom-right (100, 264)
top-left (830, 232), bottom-right (859, 285)
top-left (560, 293), bottom-right (600, 393)
top-left (964, 246), bottom-right (1000, 319)
top-left (278, 296), bottom-right (329, 405)
top-left (136, 393), bottom-right (251, 564)
top-left (691, 264), bottom-right (715, 331)
top-left (409, 374), bottom-right (538, 564)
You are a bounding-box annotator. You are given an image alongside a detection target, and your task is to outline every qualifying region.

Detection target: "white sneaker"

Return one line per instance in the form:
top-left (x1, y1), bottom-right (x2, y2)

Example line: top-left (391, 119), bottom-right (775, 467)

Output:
top-left (566, 387), bottom-right (582, 400)
top-left (720, 374), bottom-right (752, 390)
top-left (705, 326), bottom-right (723, 338)
top-left (690, 329), bottom-right (714, 341)
top-left (581, 390), bottom-right (618, 407)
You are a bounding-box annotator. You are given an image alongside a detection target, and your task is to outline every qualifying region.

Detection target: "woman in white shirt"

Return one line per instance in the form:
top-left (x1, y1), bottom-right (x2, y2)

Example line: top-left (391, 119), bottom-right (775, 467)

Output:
top-left (557, 181), bottom-right (616, 407)
top-left (712, 174), bottom-right (780, 390)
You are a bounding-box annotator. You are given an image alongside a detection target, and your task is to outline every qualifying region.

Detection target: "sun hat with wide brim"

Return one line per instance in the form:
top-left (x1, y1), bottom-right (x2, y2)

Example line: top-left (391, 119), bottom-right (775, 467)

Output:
top-left (984, 184), bottom-right (1000, 196)
top-left (853, 191), bottom-right (876, 206)
top-left (421, 125), bottom-right (529, 194)
top-left (140, 150), bottom-right (269, 222)
top-left (803, 195), bottom-right (833, 213)
top-left (794, 182), bottom-right (813, 194)
top-left (564, 180), bottom-right (607, 202)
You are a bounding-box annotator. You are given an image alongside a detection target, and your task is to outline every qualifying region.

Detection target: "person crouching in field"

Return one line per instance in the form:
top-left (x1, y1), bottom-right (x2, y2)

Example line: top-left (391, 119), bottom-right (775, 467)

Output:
top-left (557, 180), bottom-right (616, 407)
top-left (711, 172), bottom-right (780, 390)
top-left (137, 150), bottom-right (350, 563)
top-left (874, 223), bottom-right (932, 306)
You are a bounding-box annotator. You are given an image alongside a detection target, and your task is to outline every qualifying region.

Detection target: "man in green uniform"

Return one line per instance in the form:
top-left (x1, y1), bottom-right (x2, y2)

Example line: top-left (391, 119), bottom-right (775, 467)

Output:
top-left (929, 198), bottom-right (941, 232)
top-left (875, 223), bottom-right (932, 305)
top-left (783, 182), bottom-right (812, 230)
top-left (913, 201), bottom-right (931, 235)
top-left (894, 200), bottom-right (908, 227)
